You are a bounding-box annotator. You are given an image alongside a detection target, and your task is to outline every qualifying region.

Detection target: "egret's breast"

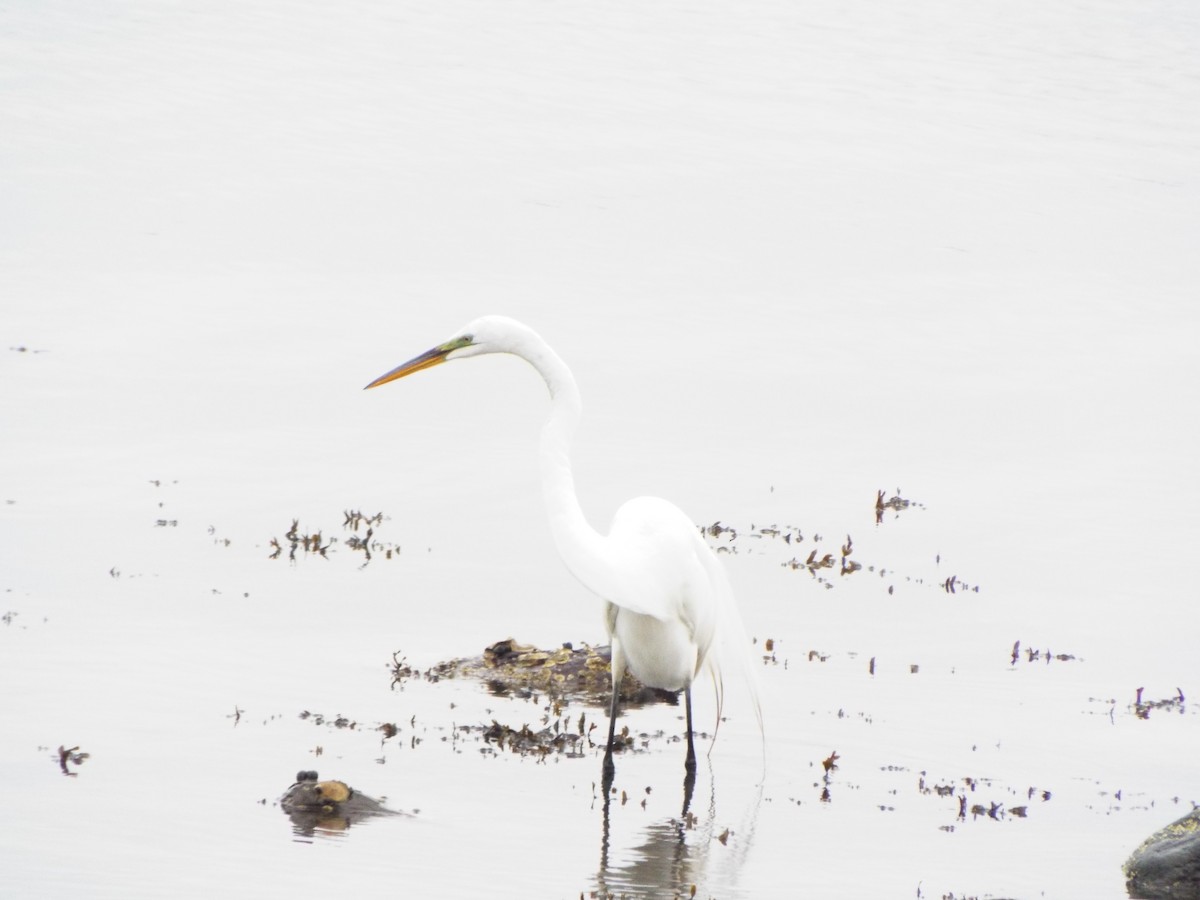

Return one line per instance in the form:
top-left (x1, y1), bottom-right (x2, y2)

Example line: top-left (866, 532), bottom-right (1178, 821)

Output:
top-left (613, 609), bottom-right (698, 692)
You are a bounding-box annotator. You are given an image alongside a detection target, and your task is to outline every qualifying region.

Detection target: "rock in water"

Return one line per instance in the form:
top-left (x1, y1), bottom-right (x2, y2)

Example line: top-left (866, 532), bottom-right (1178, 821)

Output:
top-left (1125, 807), bottom-right (1200, 899)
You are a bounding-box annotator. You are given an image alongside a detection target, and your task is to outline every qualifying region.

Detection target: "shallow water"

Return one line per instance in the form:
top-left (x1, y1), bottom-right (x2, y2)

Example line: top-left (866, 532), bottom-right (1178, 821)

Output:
top-left (2, 1), bottom-right (1198, 897)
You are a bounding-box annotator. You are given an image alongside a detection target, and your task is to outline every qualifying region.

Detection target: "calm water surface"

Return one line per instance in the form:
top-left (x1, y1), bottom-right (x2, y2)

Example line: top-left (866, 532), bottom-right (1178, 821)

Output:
top-left (2, 1), bottom-right (1198, 897)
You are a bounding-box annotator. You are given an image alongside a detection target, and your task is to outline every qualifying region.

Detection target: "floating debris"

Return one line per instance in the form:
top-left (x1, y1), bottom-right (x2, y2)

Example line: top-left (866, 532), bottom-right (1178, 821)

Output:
top-left (783, 549), bottom-right (836, 575)
top-left (875, 488), bottom-right (924, 524)
top-left (57, 745), bottom-right (89, 776)
top-left (941, 574), bottom-right (980, 594)
top-left (706, 512), bottom-right (974, 595)
top-left (146, 479), bottom-right (182, 529)
top-left (1134, 687), bottom-right (1187, 720)
top-left (269, 510), bottom-right (398, 566)
top-left (840, 535), bottom-right (860, 576)
top-left (1009, 640), bottom-right (1080, 665)
top-left (481, 719), bottom-right (585, 758)
top-left (703, 521), bottom-right (738, 541)
top-left (344, 509), bottom-right (384, 531)
top-left (759, 636), bottom-right (781, 666)
top-left (916, 770), bottom-right (1051, 828)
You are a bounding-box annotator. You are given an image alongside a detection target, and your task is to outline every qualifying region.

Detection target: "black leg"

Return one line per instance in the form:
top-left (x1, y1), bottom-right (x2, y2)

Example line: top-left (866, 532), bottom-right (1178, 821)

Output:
top-left (682, 687), bottom-right (697, 812)
top-left (684, 686), bottom-right (697, 774)
top-left (602, 680), bottom-right (619, 792)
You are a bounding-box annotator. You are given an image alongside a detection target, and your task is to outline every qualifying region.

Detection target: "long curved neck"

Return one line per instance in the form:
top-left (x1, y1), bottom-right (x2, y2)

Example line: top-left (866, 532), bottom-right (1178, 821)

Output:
top-left (514, 332), bottom-right (616, 600)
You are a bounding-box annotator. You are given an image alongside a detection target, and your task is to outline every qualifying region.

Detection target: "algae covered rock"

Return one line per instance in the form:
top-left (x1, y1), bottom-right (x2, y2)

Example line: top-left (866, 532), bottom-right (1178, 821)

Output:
top-left (417, 638), bottom-right (672, 707)
top-left (1125, 806), bottom-right (1200, 899)
top-left (280, 770), bottom-right (397, 835)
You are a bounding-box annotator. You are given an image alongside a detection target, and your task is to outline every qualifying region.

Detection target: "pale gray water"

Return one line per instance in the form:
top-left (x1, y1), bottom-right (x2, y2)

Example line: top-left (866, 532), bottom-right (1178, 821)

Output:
top-left (2, 1), bottom-right (1198, 897)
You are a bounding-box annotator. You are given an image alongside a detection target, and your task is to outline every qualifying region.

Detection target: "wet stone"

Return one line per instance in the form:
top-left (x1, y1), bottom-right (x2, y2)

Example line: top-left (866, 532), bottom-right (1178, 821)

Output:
top-left (279, 770), bottom-right (398, 835)
top-left (1125, 806), bottom-right (1200, 900)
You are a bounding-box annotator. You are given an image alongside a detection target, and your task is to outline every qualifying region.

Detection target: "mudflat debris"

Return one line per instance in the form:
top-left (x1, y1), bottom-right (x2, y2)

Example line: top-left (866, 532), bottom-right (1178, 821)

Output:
top-left (394, 638), bottom-right (674, 708)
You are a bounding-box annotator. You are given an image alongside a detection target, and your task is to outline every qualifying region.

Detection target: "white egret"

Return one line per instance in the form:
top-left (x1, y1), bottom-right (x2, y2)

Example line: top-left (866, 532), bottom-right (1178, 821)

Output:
top-left (365, 316), bottom-right (763, 785)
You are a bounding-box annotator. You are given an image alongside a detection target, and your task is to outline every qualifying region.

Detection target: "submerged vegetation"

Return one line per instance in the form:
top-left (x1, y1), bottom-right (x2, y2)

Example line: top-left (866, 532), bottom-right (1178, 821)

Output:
top-left (268, 510), bottom-right (399, 565)
top-left (700, 488), bottom-right (978, 596)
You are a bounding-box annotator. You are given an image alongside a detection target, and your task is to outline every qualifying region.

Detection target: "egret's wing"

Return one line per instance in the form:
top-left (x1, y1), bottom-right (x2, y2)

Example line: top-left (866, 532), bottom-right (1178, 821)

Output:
top-left (604, 497), bottom-right (716, 625)
top-left (605, 495), bottom-right (765, 771)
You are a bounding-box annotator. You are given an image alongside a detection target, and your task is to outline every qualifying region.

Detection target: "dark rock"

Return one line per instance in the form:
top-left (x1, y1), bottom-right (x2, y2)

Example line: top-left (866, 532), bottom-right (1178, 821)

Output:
top-left (1125, 807), bottom-right (1200, 899)
top-left (279, 771), bottom-right (397, 836)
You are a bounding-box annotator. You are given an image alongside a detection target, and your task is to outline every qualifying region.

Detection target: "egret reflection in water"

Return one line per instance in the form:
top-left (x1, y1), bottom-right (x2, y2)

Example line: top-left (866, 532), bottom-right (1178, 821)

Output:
top-left (594, 767), bottom-right (764, 899)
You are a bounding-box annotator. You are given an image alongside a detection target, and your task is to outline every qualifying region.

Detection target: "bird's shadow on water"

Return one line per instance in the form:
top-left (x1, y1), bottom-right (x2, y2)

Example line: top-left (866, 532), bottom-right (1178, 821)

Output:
top-left (592, 765), bottom-right (763, 899)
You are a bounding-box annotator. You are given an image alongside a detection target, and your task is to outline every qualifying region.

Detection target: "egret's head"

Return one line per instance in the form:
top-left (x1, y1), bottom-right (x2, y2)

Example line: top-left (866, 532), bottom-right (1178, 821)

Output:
top-left (364, 316), bottom-right (524, 389)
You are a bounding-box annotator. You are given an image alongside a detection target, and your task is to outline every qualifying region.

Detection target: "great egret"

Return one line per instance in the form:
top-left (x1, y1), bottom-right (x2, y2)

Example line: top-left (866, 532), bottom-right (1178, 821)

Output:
top-left (365, 316), bottom-right (763, 785)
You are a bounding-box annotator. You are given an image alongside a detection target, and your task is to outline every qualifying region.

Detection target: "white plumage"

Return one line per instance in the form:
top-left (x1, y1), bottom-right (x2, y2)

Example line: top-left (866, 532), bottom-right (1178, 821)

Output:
top-left (367, 315), bottom-right (763, 785)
